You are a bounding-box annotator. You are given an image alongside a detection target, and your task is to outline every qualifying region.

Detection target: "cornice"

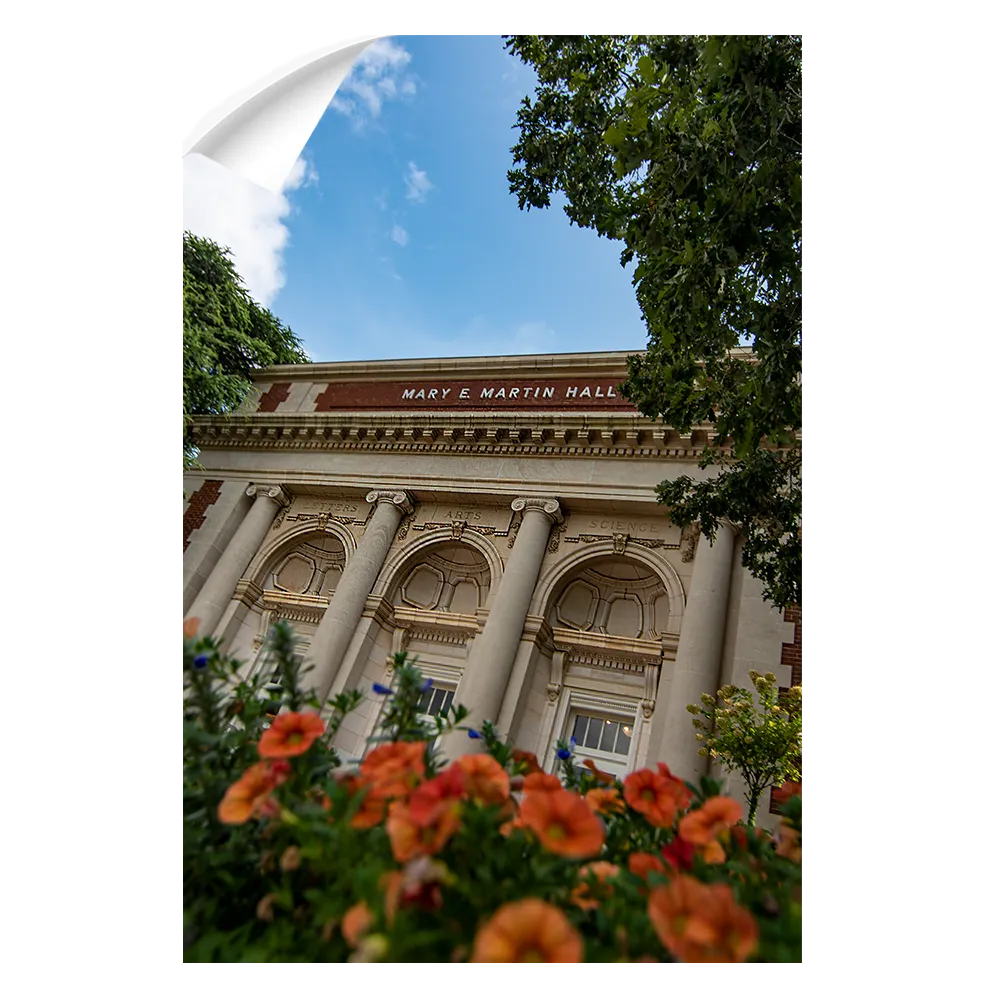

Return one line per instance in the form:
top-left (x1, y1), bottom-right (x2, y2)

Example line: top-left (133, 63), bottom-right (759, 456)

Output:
top-left (189, 411), bottom-right (731, 461)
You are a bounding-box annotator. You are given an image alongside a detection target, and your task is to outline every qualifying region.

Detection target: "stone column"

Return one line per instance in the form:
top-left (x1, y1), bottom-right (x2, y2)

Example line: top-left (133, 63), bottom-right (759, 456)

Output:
top-left (187, 484), bottom-right (290, 638)
top-left (307, 489), bottom-right (414, 705)
top-left (647, 520), bottom-right (736, 782)
top-left (439, 497), bottom-right (562, 761)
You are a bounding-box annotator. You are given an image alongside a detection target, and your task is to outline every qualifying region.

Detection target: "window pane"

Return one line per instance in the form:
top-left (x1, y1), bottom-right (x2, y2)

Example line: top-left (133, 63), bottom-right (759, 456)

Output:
top-left (599, 719), bottom-right (617, 752)
top-left (615, 724), bottom-right (632, 756)
top-left (572, 715), bottom-right (588, 745)
top-left (441, 690), bottom-right (455, 715)
top-left (430, 688), bottom-right (446, 715)
top-left (585, 717), bottom-right (603, 749)
top-left (417, 687), bottom-right (432, 713)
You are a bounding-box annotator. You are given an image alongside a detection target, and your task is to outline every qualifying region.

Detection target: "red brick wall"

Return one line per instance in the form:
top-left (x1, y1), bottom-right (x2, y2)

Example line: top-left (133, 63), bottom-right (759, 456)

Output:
top-left (770, 604), bottom-right (802, 814)
top-left (256, 383), bottom-right (291, 412)
top-left (183, 480), bottom-right (223, 551)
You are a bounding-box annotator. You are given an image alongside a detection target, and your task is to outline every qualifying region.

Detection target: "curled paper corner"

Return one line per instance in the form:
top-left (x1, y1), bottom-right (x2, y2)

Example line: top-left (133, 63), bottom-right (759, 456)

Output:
top-left (184, 36), bottom-right (382, 194)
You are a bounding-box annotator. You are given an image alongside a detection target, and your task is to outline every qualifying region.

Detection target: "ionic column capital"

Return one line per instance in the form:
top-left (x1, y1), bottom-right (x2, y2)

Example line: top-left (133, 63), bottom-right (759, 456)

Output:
top-left (245, 483), bottom-right (291, 508)
top-left (511, 496), bottom-right (563, 524)
top-left (365, 489), bottom-right (415, 516)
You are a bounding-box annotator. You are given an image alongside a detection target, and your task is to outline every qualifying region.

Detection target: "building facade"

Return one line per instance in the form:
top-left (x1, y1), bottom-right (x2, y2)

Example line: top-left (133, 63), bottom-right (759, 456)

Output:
top-left (183, 351), bottom-right (800, 829)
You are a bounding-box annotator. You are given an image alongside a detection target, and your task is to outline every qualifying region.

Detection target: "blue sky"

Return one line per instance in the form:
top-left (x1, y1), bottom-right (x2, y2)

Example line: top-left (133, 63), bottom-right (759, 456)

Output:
top-left (183, 35), bottom-right (648, 363)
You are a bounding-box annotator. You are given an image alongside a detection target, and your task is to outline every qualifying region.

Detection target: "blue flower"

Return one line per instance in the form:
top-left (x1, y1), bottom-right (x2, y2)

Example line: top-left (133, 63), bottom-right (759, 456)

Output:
top-left (556, 747), bottom-right (572, 760)
top-left (372, 683), bottom-right (392, 696)
top-left (468, 729), bottom-right (482, 739)
top-left (420, 678), bottom-right (433, 692)
top-left (193, 654), bottom-right (209, 670)
top-left (569, 736), bottom-right (577, 748)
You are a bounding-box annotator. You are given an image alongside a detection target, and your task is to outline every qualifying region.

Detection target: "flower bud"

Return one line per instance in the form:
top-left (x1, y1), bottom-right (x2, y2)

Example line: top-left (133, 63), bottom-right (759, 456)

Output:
top-left (256, 893), bottom-right (277, 922)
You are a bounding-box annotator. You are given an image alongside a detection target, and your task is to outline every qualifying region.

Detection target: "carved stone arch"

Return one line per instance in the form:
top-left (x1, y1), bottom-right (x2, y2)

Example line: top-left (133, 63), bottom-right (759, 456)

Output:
top-left (371, 526), bottom-right (502, 605)
top-left (529, 540), bottom-right (686, 635)
top-left (244, 520), bottom-right (356, 586)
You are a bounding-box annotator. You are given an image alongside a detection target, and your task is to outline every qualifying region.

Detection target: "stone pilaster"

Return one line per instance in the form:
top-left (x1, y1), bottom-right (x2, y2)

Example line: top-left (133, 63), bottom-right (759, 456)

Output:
top-left (646, 519), bottom-right (736, 781)
top-left (306, 490), bottom-right (415, 705)
top-left (439, 497), bottom-right (563, 761)
top-left (186, 484), bottom-right (290, 638)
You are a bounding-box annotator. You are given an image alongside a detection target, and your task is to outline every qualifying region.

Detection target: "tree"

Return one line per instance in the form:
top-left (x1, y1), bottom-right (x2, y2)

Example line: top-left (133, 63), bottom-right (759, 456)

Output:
top-left (183, 232), bottom-right (309, 467)
top-left (505, 35), bottom-right (801, 608)
top-left (687, 673), bottom-right (802, 828)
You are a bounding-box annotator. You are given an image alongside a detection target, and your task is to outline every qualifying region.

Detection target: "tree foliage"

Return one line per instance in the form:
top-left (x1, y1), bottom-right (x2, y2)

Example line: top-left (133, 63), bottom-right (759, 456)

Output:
top-left (183, 232), bottom-right (309, 466)
top-left (688, 672), bottom-right (802, 828)
top-left (505, 35), bottom-right (801, 607)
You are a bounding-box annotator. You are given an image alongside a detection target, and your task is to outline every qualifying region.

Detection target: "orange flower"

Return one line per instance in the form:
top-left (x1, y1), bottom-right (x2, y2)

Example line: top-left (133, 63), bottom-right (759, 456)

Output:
top-left (628, 852), bottom-right (667, 882)
top-left (523, 772), bottom-right (563, 793)
top-left (700, 840), bottom-right (726, 864)
top-left (346, 779), bottom-right (389, 830)
top-left (341, 901), bottom-right (374, 948)
top-left (455, 753), bottom-right (511, 806)
top-left (407, 766), bottom-right (466, 826)
top-left (585, 787), bottom-right (625, 816)
top-left (360, 741), bottom-right (427, 798)
top-left (471, 899), bottom-right (583, 962)
top-left (217, 760), bottom-right (290, 824)
top-left (623, 769), bottom-right (689, 827)
top-left (518, 788), bottom-right (605, 858)
top-left (386, 798), bottom-right (461, 863)
top-left (582, 759), bottom-right (616, 785)
top-left (648, 875), bottom-right (758, 963)
top-left (775, 821), bottom-right (801, 863)
top-left (257, 711), bottom-right (325, 758)
top-left (570, 861), bottom-right (620, 910)
top-left (771, 780), bottom-right (801, 809)
top-left (183, 617), bottom-right (200, 639)
top-left (511, 749), bottom-right (542, 775)
top-left (678, 796), bottom-right (743, 846)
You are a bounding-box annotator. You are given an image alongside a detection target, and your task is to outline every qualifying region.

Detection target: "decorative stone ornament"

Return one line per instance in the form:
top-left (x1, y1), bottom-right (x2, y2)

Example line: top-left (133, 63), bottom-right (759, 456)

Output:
top-left (511, 496), bottom-right (564, 524)
top-left (365, 489), bottom-right (415, 516)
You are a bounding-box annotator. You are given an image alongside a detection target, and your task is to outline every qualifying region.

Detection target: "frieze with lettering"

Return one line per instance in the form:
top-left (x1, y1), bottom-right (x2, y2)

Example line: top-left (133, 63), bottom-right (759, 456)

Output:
top-left (313, 378), bottom-right (637, 412)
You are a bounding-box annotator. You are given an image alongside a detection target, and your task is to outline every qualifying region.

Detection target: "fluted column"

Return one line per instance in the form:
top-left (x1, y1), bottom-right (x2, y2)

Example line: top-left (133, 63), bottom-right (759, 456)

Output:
top-left (647, 520), bottom-right (736, 782)
top-left (439, 497), bottom-right (562, 761)
top-left (187, 484), bottom-right (289, 637)
top-left (308, 489), bottom-right (415, 705)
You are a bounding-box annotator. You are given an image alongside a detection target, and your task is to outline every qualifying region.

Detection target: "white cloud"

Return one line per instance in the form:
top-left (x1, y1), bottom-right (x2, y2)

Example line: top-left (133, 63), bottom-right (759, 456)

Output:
top-left (404, 161), bottom-right (432, 203)
top-left (390, 224), bottom-right (409, 247)
top-left (182, 153), bottom-right (316, 307)
top-left (331, 39), bottom-right (418, 126)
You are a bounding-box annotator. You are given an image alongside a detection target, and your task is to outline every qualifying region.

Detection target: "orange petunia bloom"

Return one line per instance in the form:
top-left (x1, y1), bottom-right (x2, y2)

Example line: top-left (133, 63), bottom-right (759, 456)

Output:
top-left (471, 899), bottom-right (583, 962)
top-left (570, 861), bottom-right (620, 910)
top-left (623, 769), bottom-right (690, 827)
top-left (360, 741), bottom-right (427, 799)
top-left (582, 759), bottom-right (616, 785)
top-left (386, 798), bottom-right (461, 864)
top-left (518, 788), bottom-right (605, 859)
top-left (700, 839), bottom-right (726, 864)
top-left (341, 901), bottom-right (374, 948)
top-left (511, 749), bottom-right (542, 775)
top-left (455, 753), bottom-right (511, 807)
top-left (647, 875), bottom-right (758, 963)
top-left (257, 712), bottom-right (325, 758)
top-left (217, 760), bottom-right (290, 824)
top-left (655, 764), bottom-right (692, 804)
top-left (407, 766), bottom-right (466, 826)
top-left (771, 780), bottom-right (802, 809)
top-left (183, 617), bottom-right (200, 639)
top-left (678, 796), bottom-right (743, 846)
top-left (585, 787), bottom-right (625, 816)
top-left (523, 772), bottom-right (563, 793)
top-left (628, 852), bottom-right (667, 882)
top-left (345, 779), bottom-right (390, 830)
